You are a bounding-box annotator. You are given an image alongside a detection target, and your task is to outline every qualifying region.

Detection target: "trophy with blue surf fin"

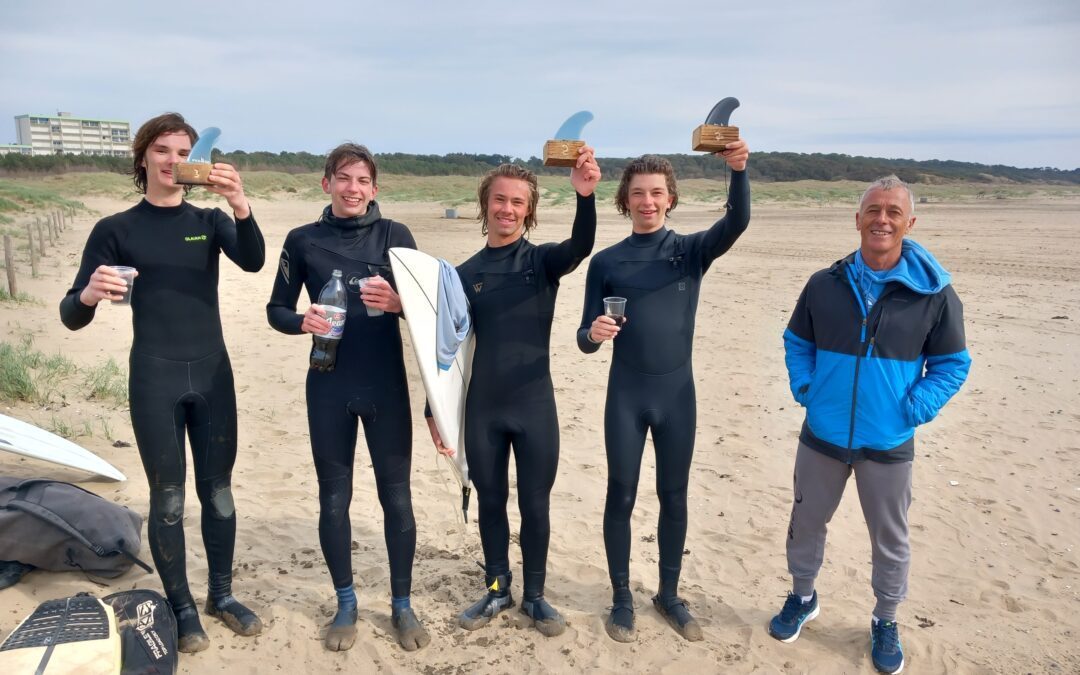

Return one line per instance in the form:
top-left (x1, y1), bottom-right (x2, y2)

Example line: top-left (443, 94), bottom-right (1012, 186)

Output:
top-left (173, 127), bottom-right (221, 185)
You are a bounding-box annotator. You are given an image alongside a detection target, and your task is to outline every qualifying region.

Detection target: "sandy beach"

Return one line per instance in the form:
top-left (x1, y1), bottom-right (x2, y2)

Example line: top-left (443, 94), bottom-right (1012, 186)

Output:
top-left (1, 189), bottom-right (1078, 673)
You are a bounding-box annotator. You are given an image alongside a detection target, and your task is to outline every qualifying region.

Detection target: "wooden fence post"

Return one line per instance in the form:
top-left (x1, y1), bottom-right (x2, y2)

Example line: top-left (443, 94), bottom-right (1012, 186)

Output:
top-left (36, 220), bottom-right (47, 256)
top-left (26, 223), bottom-right (38, 278)
top-left (4, 235), bottom-right (16, 296)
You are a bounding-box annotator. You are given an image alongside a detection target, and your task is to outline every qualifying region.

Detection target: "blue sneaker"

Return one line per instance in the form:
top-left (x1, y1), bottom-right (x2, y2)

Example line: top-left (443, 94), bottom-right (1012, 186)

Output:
top-left (768, 591), bottom-right (819, 642)
top-left (870, 619), bottom-right (904, 673)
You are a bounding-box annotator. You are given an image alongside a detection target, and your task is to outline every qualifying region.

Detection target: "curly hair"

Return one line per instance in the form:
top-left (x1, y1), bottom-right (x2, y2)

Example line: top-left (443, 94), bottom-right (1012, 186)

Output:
top-left (614, 155), bottom-right (679, 217)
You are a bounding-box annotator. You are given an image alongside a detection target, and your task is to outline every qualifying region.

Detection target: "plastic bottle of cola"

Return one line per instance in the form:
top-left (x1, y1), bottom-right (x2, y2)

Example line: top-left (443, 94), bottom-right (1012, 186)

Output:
top-left (310, 269), bottom-right (348, 372)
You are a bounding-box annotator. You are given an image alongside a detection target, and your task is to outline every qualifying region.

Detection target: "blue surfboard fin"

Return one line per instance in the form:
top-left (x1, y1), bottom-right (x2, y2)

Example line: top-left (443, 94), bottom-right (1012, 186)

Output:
top-left (553, 111), bottom-right (594, 140)
top-left (189, 127), bottom-right (221, 163)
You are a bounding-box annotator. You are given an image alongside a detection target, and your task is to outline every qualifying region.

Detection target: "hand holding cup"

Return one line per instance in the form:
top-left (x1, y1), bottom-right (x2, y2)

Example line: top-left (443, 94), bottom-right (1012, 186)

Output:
top-left (79, 265), bottom-right (138, 307)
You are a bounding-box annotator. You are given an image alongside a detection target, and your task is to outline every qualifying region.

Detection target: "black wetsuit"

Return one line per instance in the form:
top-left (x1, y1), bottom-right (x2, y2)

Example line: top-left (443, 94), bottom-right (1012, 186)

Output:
top-left (60, 199), bottom-right (265, 617)
top-left (266, 203), bottom-right (417, 599)
top-left (577, 171), bottom-right (749, 594)
top-left (454, 193), bottom-right (595, 599)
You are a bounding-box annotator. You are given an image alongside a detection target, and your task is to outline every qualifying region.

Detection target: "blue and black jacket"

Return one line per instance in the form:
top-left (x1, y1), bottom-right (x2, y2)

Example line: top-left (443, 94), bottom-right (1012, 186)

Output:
top-left (784, 240), bottom-right (971, 463)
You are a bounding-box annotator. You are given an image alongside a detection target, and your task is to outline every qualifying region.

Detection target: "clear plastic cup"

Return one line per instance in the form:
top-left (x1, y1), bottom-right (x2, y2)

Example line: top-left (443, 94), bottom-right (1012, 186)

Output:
top-left (603, 296), bottom-right (627, 326)
top-left (109, 266), bottom-right (137, 306)
top-left (357, 277), bottom-right (384, 317)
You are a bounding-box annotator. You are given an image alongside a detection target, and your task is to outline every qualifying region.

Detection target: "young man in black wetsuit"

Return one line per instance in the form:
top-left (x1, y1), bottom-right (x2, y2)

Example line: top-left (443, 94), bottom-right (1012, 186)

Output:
top-left (426, 149), bottom-right (601, 636)
top-left (266, 143), bottom-right (429, 652)
top-left (578, 140), bottom-right (750, 642)
top-left (60, 112), bottom-right (265, 653)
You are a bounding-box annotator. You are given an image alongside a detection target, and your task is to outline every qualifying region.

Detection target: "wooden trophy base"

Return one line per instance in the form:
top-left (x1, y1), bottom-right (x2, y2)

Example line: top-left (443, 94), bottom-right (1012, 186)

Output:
top-left (692, 125), bottom-right (740, 152)
top-left (173, 162), bottom-right (213, 185)
top-left (543, 140), bottom-right (584, 167)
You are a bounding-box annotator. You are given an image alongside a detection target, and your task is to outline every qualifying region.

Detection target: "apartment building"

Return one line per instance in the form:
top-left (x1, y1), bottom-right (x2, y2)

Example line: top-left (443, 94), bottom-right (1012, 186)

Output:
top-left (14, 112), bottom-right (132, 157)
top-left (0, 144), bottom-right (34, 156)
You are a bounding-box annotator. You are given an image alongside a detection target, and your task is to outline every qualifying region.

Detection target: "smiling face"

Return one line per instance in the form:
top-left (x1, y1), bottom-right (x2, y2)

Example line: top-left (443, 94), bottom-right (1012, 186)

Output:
top-left (322, 159), bottom-right (378, 218)
top-left (856, 186), bottom-right (916, 267)
top-left (141, 131), bottom-right (192, 195)
top-left (626, 173), bottom-right (675, 233)
top-left (484, 176), bottom-right (532, 246)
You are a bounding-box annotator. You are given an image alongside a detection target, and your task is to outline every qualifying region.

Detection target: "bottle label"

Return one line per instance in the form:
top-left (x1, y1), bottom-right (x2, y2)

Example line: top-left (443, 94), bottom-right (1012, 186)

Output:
top-left (322, 306), bottom-right (346, 339)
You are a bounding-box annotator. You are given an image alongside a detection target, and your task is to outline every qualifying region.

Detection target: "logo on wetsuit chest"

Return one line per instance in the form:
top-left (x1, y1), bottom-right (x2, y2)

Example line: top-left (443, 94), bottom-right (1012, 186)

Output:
top-left (473, 282), bottom-right (483, 293)
top-left (183, 234), bottom-right (208, 242)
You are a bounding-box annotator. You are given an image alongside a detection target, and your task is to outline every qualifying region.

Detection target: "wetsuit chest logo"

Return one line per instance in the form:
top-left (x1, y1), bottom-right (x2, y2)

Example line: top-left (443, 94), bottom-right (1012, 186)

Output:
top-left (473, 282), bottom-right (483, 293)
top-left (184, 234), bottom-right (208, 242)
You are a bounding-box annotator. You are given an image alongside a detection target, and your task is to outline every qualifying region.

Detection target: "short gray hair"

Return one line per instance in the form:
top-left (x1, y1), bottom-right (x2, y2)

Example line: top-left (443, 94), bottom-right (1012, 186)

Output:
top-left (860, 175), bottom-right (915, 213)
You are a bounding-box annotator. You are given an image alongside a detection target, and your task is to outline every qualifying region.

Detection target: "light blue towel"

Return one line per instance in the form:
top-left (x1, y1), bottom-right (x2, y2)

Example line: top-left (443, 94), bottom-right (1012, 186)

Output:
top-left (436, 259), bottom-right (471, 371)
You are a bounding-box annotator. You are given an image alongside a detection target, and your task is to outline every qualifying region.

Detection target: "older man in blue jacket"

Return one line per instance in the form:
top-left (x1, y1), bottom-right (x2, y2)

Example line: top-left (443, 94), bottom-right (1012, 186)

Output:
top-left (768, 175), bottom-right (971, 674)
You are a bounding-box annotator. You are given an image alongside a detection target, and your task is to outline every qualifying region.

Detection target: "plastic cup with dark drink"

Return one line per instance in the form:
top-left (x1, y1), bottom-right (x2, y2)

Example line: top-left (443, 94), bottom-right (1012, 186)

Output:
top-left (604, 296), bottom-right (627, 327)
top-left (357, 277), bottom-right (385, 317)
top-left (109, 266), bottom-right (137, 306)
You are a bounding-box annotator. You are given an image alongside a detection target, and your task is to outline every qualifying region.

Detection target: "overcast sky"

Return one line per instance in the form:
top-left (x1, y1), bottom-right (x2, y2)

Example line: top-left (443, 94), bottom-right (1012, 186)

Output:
top-left (2, 0), bottom-right (1077, 169)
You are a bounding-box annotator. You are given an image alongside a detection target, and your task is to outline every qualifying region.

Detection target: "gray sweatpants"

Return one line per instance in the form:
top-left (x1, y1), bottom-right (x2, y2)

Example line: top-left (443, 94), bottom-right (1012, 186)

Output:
top-left (785, 442), bottom-right (912, 622)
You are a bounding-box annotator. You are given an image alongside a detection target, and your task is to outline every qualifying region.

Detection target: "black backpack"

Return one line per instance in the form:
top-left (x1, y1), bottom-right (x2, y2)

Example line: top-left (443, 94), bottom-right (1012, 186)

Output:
top-left (104, 589), bottom-right (178, 675)
top-left (0, 477), bottom-right (151, 579)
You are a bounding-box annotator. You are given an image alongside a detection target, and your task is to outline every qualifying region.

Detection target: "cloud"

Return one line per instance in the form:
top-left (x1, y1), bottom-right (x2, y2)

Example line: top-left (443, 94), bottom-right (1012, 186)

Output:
top-left (1, 0), bottom-right (1077, 168)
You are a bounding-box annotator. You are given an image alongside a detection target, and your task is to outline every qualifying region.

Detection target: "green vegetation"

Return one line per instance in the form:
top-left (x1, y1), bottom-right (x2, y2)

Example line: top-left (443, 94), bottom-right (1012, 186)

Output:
top-left (0, 341), bottom-right (37, 402)
top-left (0, 338), bottom-right (126, 407)
top-left (82, 359), bottom-right (128, 406)
top-left (0, 288), bottom-right (39, 304)
top-left (4, 149), bottom-right (1077, 185)
top-left (0, 181), bottom-right (84, 216)
top-left (48, 416), bottom-right (77, 440)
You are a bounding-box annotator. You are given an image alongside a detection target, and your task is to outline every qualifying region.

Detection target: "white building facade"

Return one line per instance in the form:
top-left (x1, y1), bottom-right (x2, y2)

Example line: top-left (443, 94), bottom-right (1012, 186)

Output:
top-left (15, 112), bottom-right (132, 157)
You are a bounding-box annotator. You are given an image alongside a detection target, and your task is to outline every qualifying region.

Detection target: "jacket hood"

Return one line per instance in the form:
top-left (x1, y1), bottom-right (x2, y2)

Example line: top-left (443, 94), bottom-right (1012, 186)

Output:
top-left (836, 239), bottom-right (951, 295)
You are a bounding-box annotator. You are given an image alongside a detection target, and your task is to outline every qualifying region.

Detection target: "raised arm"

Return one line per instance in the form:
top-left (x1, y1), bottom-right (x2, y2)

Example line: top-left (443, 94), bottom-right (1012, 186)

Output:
top-left (208, 162), bottom-right (264, 271)
top-left (543, 145), bottom-right (600, 281)
top-left (688, 139), bottom-right (751, 270)
top-left (215, 209), bottom-right (266, 272)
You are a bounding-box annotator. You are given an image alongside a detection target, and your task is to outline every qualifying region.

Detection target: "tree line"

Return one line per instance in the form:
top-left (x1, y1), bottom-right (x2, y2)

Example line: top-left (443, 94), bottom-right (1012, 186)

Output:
top-left (2, 149), bottom-right (1077, 184)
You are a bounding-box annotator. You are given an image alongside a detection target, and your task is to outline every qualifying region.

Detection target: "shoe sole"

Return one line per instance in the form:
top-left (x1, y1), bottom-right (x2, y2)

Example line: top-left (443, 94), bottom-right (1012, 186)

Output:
top-left (770, 604), bottom-right (819, 643)
top-left (458, 598), bottom-right (515, 631)
top-left (204, 600), bottom-right (263, 637)
top-left (604, 614), bottom-right (636, 643)
top-left (651, 595), bottom-right (704, 642)
top-left (518, 607), bottom-right (567, 638)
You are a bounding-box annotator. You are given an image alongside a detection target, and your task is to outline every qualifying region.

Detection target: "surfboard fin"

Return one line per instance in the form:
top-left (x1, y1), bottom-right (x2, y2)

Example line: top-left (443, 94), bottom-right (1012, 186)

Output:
top-left (189, 127), bottom-right (221, 163)
top-left (461, 486), bottom-right (471, 523)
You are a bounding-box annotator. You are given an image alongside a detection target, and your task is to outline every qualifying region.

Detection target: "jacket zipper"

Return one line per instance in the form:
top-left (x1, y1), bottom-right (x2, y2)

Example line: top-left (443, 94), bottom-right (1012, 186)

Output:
top-left (844, 266), bottom-right (868, 457)
top-left (844, 264), bottom-right (898, 455)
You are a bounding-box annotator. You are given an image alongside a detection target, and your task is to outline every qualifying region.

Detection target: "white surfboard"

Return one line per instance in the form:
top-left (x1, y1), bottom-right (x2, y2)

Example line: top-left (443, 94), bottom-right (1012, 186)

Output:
top-left (389, 247), bottom-right (472, 491)
top-left (0, 413), bottom-right (127, 482)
